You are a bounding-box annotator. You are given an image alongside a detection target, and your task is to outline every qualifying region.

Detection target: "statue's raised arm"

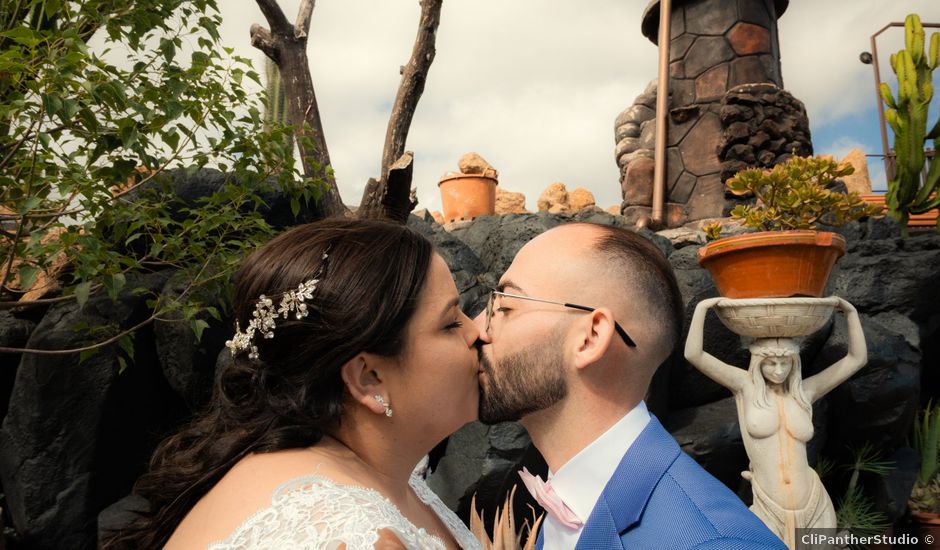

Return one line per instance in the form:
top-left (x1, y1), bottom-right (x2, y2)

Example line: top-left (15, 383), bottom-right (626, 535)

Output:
top-left (684, 297), bottom-right (749, 392)
top-left (801, 297), bottom-right (867, 403)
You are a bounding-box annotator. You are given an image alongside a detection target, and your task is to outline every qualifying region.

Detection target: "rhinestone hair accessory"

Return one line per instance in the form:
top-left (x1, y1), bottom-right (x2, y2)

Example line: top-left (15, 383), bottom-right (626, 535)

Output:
top-left (225, 247), bottom-right (331, 360)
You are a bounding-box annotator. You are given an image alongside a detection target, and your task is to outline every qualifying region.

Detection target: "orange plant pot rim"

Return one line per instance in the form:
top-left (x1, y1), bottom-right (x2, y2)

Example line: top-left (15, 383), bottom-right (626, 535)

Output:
top-left (437, 173), bottom-right (498, 223)
top-left (698, 230), bottom-right (846, 263)
top-left (911, 512), bottom-right (940, 525)
top-left (438, 173), bottom-right (498, 186)
top-left (697, 230), bottom-right (847, 299)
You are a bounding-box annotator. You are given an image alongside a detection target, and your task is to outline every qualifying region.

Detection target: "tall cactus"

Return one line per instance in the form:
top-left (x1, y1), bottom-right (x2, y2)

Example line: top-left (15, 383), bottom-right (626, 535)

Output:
top-left (263, 57), bottom-right (293, 152)
top-left (881, 14), bottom-right (940, 235)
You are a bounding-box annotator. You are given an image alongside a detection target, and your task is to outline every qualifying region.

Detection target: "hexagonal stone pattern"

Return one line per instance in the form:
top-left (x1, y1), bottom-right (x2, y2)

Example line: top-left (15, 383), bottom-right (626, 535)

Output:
top-left (680, 112), bottom-right (722, 176)
top-left (729, 55), bottom-right (775, 88)
top-left (670, 79), bottom-right (696, 107)
top-left (668, 106), bottom-right (700, 146)
top-left (667, 146), bottom-right (685, 190)
top-left (686, 174), bottom-right (728, 219)
top-left (685, 0), bottom-right (738, 35)
top-left (670, 60), bottom-right (685, 79)
top-left (738, 0), bottom-right (772, 27)
top-left (671, 5), bottom-right (686, 39)
top-left (684, 36), bottom-right (734, 78)
top-left (670, 170), bottom-right (698, 204)
top-left (624, 157), bottom-right (655, 206)
top-left (727, 22), bottom-right (771, 55)
top-left (670, 34), bottom-right (696, 62)
top-left (695, 64), bottom-right (729, 102)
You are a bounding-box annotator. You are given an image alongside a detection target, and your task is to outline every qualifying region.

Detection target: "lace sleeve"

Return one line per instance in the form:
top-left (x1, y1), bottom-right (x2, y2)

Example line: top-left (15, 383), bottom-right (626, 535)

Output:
top-left (207, 476), bottom-right (449, 550)
top-left (410, 465), bottom-right (485, 550)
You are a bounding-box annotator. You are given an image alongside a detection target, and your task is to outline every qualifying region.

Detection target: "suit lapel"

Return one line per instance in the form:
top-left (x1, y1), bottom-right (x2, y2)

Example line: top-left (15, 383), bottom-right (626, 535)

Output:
top-left (574, 415), bottom-right (680, 548)
top-left (571, 497), bottom-right (623, 550)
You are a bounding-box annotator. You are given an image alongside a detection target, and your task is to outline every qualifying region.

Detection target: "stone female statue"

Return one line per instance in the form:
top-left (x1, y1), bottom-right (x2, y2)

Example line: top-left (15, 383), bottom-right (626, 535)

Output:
top-left (684, 297), bottom-right (867, 548)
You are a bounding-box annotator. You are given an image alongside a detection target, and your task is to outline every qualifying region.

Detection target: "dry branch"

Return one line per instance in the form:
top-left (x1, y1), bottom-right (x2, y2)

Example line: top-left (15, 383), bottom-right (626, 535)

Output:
top-left (251, 0), bottom-right (347, 219)
top-left (359, 0), bottom-right (443, 221)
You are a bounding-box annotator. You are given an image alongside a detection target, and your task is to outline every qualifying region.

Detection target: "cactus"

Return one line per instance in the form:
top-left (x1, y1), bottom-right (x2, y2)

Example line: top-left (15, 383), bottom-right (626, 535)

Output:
top-left (263, 57), bottom-right (293, 152)
top-left (914, 403), bottom-right (940, 486)
top-left (910, 403), bottom-right (940, 514)
top-left (881, 14), bottom-right (940, 235)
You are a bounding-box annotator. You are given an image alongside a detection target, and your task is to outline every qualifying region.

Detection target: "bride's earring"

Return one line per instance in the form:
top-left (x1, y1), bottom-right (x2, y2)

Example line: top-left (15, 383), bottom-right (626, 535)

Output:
top-left (374, 395), bottom-right (393, 418)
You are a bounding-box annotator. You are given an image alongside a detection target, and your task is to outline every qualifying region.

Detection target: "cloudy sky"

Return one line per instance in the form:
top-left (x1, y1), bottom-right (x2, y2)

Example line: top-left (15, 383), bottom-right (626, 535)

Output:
top-left (213, 1), bottom-right (940, 212)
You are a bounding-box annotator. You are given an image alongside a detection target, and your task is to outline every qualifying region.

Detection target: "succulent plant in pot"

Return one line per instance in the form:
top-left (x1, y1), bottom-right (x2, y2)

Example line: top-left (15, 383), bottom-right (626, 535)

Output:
top-left (698, 155), bottom-right (883, 299)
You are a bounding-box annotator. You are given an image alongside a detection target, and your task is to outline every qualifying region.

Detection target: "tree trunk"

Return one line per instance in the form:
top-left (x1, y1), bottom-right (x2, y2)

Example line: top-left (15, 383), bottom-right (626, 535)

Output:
top-left (251, 0), bottom-right (347, 219)
top-left (358, 0), bottom-right (443, 222)
top-left (362, 152), bottom-right (417, 224)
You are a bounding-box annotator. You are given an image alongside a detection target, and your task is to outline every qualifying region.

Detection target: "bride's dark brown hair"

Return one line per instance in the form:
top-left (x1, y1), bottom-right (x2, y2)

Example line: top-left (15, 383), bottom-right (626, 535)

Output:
top-left (104, 217), bottom-right (433, 548)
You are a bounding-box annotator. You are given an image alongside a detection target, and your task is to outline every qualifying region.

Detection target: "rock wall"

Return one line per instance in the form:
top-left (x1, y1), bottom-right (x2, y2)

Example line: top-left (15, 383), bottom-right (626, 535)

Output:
top-left (1, 209), bottom-right (936, 547)
top-left (718, 83), bottom-right (812, 183)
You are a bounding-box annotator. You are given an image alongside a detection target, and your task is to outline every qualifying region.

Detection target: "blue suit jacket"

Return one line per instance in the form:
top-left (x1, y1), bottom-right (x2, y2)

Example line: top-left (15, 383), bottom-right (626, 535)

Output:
top-left (535, 416), bottom-right (786, 550)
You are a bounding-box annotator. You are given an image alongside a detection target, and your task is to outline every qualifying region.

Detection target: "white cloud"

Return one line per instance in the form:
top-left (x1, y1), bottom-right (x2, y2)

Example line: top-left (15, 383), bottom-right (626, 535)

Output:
top-left (824, 136), bottom-right (869, 161)
top-left (214, 1), bottom-right (939, 213)
top-left (218, 0), bottom-right (655, 212)
top-left (780, 1), bottom-right (940, 126)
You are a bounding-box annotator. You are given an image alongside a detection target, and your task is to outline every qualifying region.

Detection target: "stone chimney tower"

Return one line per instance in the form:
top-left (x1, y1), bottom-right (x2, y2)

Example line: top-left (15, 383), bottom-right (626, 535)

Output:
top-left (616, 0), bottom-right (813, 227)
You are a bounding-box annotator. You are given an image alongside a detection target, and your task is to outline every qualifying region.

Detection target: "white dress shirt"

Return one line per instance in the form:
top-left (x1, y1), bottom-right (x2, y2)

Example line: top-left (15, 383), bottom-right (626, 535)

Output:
top-left (541, 401), bottom-right (651, 550)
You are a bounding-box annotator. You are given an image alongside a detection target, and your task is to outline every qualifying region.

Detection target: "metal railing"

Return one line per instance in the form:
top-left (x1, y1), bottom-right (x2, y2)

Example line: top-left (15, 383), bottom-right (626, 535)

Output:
top-left (864, 148), bottom-right (936, 193)
top-left (860, 21), bottom-right (939, 183)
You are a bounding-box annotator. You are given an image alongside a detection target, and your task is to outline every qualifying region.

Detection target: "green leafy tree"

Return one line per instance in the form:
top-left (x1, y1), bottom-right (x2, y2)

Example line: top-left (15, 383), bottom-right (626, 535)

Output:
top-left (0, 0), bottom-right (319, 361)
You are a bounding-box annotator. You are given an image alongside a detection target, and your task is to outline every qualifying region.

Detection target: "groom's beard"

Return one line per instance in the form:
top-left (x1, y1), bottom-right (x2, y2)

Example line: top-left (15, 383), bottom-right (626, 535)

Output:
top-left (478, 335), bottom-right (567, 425)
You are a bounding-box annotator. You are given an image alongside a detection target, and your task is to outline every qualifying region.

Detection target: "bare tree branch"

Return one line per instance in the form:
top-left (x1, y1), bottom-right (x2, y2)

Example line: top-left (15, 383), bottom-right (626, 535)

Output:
top-left (360, 153), bottom-right (416, 222)
top-left (295, 0), bottom-right (316, 38)
top-left (254, 0), bottom-right (291, 33)
top-left (249, 23), bottom-right (279, 61)
top-left (381, 0), bottom-right (443, 179)
top-left (252, 0), bottom-right (347, 219)
top-left (389, 153), bottom-right (420, 218)
top-left (359, 0), bottom-right (443, 222)
top-left (0, 313), bottom-right (156, 356)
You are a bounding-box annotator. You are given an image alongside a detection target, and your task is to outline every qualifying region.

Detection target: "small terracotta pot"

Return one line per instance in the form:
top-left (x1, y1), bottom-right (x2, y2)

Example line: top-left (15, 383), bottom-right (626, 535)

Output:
top-left (908, 512), bottom-right (940, 549)
top-left (697, 230), bottom-right (846, 299)
top-left (438, 173), bottom-right (497, 223)
top-left (861, 193), bottom-right (939, 230)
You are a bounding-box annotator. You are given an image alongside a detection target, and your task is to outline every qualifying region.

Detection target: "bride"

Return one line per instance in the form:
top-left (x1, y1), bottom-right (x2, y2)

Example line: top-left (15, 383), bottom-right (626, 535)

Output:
top-left (106, 218), bottom-right (484, 549)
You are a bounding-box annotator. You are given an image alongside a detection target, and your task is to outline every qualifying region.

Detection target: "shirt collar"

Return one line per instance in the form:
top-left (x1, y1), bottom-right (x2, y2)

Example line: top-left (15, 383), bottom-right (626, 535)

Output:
top-left (546, 401), bottom-right (651, 522)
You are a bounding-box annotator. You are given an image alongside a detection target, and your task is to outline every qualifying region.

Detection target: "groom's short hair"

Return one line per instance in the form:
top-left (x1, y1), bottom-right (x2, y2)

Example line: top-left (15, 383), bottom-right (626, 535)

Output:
top-left (587, 224), bottom-right (683, 367)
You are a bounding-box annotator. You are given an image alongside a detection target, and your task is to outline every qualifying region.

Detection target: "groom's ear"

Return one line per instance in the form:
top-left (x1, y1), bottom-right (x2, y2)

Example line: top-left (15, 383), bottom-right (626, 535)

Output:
top-left (572, 308), bottom-right (616, 370)
top-left (340, 353), bottom-right (388, 416)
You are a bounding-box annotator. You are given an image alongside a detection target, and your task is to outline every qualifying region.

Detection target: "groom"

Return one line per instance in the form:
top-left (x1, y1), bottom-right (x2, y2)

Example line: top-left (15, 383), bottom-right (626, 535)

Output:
top-left (474, 223), bottom-right (785, 550)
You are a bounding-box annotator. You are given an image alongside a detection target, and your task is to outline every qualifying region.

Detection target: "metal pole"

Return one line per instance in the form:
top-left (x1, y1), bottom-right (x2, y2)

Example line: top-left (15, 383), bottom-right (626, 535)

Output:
top-left (651, 0), bottom-right (671, 226)
top-left (867, 22), bottom-right (940, 183)
top-left (869, 23), bottom-right (896, 182)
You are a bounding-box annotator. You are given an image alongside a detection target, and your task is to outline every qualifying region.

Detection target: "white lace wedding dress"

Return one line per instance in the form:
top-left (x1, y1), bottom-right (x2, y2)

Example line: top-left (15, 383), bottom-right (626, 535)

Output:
top-left (207, 459), bottom-right (483, 550)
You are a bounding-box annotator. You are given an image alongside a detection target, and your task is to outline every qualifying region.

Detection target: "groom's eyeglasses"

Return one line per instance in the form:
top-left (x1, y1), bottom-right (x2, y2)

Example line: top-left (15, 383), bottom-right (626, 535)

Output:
top-left (484, 290), bottom-right (637, 348)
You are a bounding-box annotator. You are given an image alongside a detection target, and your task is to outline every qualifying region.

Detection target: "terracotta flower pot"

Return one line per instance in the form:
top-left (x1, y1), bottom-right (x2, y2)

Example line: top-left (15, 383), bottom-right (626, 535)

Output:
top-left (861, 193), bottom-right (939, 230)
top-left (908, 512), bottom-right (940, 549)
top-left (697, 230), bottom-right (846, 299)
top-left (438, 173), bottom-right (497, 223)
